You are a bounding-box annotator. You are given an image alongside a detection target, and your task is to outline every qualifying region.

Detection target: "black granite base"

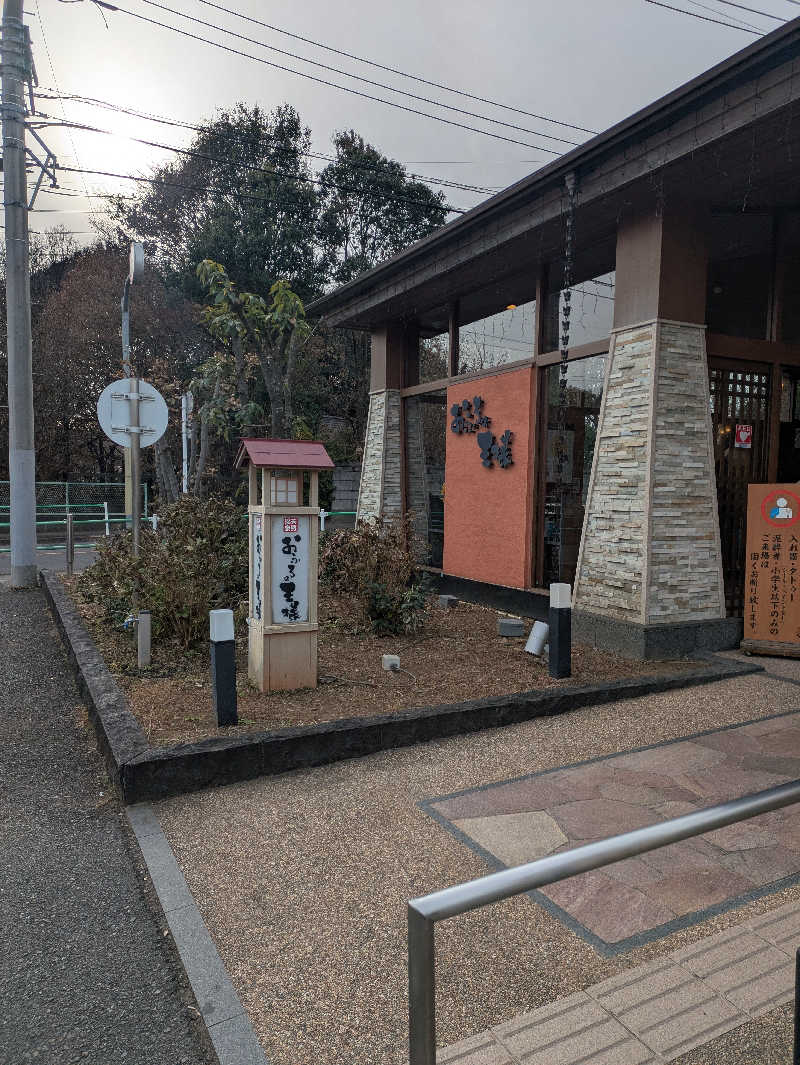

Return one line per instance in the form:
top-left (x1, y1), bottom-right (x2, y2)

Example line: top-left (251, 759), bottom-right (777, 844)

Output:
top-left (573, 611), bottom-right (744, 660)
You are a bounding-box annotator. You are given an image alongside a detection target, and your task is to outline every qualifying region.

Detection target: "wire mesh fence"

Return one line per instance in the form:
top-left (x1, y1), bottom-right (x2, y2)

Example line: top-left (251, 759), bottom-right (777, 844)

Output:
top-left (0, 481), bottom-right (149, 549)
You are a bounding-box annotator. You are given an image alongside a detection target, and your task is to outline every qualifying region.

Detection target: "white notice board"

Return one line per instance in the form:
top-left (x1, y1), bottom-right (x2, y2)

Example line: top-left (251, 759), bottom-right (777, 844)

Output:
top-left (271, 515), bottom-right (310, 624)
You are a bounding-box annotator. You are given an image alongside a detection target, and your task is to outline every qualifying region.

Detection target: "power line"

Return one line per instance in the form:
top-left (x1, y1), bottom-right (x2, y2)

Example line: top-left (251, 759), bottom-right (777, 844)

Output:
top-left (683, 0), bottom-right (763, 31)
top-left (89, 1), bottom-right (563, 153)
top-left (189, 0), bottom-right (598, 136)
top-left (134, 0), bottom-right (581, 147)
top-left (36, 120), bottom-right (470, 213)
top-left (56, 163), bottom-right (469, 219)
top-left (34, 0), bottom-right (96, 212)
top-left (32, 97), bottom-right (501, 195)
top-left (643, 0), bottom-right (761, 29)
top-left (707, 0), bottom-right (786, 19)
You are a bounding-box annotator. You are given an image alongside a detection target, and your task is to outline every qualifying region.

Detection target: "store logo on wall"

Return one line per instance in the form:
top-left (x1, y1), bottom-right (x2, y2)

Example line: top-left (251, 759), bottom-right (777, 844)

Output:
top-left (450, 395), bottom-right (513, 469)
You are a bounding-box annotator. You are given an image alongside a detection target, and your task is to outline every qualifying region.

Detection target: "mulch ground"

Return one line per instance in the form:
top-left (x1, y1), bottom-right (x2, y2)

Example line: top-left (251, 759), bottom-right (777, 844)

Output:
top-left (61, 579), bottom-right (693, 747)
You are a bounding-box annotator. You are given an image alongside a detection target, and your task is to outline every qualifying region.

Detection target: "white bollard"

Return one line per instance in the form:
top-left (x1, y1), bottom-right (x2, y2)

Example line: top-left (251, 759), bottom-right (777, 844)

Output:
top-left (137, 610), bottom-right (151, 669)
top-left (103, 501), bottom-right (110, 537)
top-left (319, 508), bottom-right (327, 532)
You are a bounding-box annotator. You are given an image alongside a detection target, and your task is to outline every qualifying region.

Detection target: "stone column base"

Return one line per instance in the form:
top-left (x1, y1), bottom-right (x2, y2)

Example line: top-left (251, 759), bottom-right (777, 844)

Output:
top-left (574, 610), bottom-right (742, 660)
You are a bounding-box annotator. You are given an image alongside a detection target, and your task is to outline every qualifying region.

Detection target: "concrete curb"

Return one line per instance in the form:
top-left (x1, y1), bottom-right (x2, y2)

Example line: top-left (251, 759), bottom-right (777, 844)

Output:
top-left (126, 804), bottom-right (269, 1065)
top-left (43, 570), bottom-right (766, 804)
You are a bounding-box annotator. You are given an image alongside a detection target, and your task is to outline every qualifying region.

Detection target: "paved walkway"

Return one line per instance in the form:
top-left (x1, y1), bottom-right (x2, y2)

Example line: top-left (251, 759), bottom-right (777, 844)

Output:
top-left (154, 659), bottom-right (800, 1065)
top-left (440, 900), bottom-right (800, 1063)
top-left (0, 586), bottom-right (215, 1065)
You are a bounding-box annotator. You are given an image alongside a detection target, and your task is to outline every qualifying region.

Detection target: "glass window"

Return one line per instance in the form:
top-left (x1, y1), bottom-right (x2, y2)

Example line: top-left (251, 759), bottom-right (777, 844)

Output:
top-left (458, 300), bottom-right (535, 372)
top-left (542, 355), bottom-right (606, 589)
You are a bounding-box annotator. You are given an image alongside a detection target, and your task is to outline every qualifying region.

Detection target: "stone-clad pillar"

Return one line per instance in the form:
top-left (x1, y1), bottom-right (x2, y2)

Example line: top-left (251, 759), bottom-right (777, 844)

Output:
top-left (573, 201), bottom-right (735, 657)
top-left (573, 320), bottom-right (725, 625)
top-left (356, 322), bottom-right (418, 523)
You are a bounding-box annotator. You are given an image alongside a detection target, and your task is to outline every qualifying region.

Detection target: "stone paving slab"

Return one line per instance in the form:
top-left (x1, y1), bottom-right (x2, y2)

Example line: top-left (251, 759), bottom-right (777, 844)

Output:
top-left (425, 710), bottom-right (800, 953)
top-left (438, 900), bottom-right (800, 1064)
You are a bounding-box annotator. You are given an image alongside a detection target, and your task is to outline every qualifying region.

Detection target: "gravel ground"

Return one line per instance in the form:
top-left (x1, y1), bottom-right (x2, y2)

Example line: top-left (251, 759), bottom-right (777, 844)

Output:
top-left (0, 586), bottom-right (215, 1065)
top-left (156, 661), bottom-right (800, 1065)
top-left (673, 1003), bottom-right (793, 1064)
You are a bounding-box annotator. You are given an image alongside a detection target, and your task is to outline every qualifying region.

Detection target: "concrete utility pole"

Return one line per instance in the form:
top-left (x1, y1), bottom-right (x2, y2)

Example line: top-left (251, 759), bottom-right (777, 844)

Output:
top-left (121, 241), bottom-right (144, 554)
top-left (2, 0), bottom-right (36, 586)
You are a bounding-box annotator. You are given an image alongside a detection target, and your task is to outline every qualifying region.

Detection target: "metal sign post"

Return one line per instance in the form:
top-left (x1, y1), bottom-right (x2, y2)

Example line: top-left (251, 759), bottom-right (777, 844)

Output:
top-left (97, 378), bottom-right (168, 555)
top-left (121, 242), bottom-right (144, 548)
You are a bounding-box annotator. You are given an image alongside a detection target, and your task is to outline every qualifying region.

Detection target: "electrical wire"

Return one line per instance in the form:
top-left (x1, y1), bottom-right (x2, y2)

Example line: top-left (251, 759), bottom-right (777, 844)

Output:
top-left (56, 163), bottom-right (468, 217)
top-left (643, 0), bottom-right (761, 29)
top-left (132, 0), bottom-right (582, 147)
top-left (191, 0), bottom-right (598, 136)
top-left (683, 0), bottom-right (763, 31)
top-left (35, 120), bottom-right (469, 213)
top-left (34, 0), bottom-right (98, 214)
top-left (31, 99), bottom-right (501, 195)
top-left (81, 1), bottom-right (562, 153)
top-left (706, 0), bottom-right (786, 19)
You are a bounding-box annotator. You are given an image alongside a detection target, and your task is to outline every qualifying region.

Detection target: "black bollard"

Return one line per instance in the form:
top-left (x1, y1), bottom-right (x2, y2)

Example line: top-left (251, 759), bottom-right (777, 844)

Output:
top-left (548, 583), bottom-right (572, 679)
top-left (210, 609), bottom-right (238, 727)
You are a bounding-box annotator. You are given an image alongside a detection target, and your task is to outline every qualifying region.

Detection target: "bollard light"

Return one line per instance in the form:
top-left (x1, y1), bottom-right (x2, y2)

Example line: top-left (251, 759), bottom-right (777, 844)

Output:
top-left (548, 583), bottom-right (572, 679)
top-left (210, 608), bottom-right (238, 727)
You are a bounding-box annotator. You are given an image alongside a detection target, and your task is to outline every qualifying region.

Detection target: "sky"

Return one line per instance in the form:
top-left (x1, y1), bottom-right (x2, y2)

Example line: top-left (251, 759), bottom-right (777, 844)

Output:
top-left (24, 0), bottom-right (800, 243)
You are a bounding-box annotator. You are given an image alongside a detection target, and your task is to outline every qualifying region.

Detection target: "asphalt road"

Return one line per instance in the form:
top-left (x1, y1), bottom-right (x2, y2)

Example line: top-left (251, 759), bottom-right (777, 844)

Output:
top-left (0, 585), bottom-right (217, 1065)
top-left (0, 546), bottom-right (96, 576)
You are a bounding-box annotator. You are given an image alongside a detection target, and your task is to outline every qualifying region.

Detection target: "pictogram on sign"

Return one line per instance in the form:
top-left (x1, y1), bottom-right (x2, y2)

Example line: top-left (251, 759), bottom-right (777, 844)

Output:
top-left (283, 516), bottom-right (299, 534)
top-left (735, 424), bottom-right (752, 449)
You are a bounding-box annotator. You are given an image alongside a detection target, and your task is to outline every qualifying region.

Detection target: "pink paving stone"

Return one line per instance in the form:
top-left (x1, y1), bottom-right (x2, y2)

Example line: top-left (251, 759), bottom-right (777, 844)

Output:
top-left (603, 856), bottom-right (665, 888)
top-left (638, 839), bottom-right (724, 876)
top-left (717, 844), bottom-right (800, 886)
top-left (431, 776), bottom-right (568, 821)
top-left (703, 820), bottom-right (779, 852)
top-left (737, 714), bottom-right (799, 736)
top-left (543, 871), bottom-right (676, 942)
top-left (692, 729), bottom-right (769, 756)
top-left (549, 799), bottom-right (660, 841)
top-left (757, 728), bottom-right (800, 757)
top-left (640, 867), bottom-right (754, 917)
top-left (677, 764), bottom-right (790, 803)
top-left (764, 816), bottom-right (800, 853)
top-left (613, 741), bottom-right (726, 777)
top-left (597, 782), bottom-right (668, 807)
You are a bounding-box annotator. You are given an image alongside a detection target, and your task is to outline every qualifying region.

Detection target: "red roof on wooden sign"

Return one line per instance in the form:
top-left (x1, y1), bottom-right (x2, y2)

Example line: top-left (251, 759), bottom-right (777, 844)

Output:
top-left (235, 438), bottom-right (335, 471)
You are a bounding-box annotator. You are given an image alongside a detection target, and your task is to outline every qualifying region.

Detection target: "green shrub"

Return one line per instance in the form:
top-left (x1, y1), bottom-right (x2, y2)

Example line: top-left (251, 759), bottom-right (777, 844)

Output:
top-left (78, 494), bottom-right (247, 648)
top-left (319, 516), bottom-right (429, 634)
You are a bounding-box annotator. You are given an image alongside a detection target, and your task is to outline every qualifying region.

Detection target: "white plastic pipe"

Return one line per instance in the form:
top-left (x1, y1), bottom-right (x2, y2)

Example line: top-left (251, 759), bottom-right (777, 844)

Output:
top-left (525, 620), bottom-right (549, 656)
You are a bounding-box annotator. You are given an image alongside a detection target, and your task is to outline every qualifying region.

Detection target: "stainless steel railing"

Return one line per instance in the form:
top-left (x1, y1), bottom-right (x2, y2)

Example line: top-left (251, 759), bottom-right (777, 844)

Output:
top-left (408, 778), bottom-right (800, 1065)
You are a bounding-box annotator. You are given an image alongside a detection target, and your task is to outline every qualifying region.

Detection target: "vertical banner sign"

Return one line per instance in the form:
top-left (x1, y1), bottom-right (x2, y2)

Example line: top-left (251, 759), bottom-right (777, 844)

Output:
top-left (742, 484), bottom-right (800, 654)
top-left (251, 513), bottom-right (263, 622)
top-left (271, 515), bottom-right (310, 624)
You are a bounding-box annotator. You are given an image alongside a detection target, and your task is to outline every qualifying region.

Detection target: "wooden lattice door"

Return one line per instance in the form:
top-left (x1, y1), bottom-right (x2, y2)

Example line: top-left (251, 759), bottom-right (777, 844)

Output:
top-left (709, 363), bottom-right (772, 616)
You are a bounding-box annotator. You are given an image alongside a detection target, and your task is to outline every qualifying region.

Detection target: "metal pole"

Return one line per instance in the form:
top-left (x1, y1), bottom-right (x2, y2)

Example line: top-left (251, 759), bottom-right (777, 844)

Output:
top-left (121, 278), bottom-right (132, 529)
top-left (181, 393), bottom-right (188, 494)
top-left (130, 376), bottom-right (141, 556)
top-left (103, 500), bottom-right (110, 537)
top-left (408, 905), bottom-right (436, 1065)
top-left (65, 513), bottom-right (73, 577)
top-left (3, 0), bottom-right (36, 587)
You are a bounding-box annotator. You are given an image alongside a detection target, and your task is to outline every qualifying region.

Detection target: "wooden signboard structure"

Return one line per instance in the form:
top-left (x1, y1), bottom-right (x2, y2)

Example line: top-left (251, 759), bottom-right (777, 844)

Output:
top-left (741, 483), bottom-right (800, 657)
top-left (235, 438), bottom-right (335, 692)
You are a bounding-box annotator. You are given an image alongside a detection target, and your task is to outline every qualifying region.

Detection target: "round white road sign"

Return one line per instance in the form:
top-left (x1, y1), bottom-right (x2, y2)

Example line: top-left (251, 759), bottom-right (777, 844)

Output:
top-left (96, 378), bottom-right (169, 448)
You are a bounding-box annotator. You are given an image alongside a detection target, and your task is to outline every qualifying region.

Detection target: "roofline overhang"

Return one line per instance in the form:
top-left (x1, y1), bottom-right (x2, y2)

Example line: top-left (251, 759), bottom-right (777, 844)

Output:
top-left (308, 16), bottom-right (800, 326)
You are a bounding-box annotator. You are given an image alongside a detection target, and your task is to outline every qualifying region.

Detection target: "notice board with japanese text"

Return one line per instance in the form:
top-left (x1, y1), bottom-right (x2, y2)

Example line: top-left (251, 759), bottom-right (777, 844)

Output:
top-left (742, 484), bottom-right (800, 656)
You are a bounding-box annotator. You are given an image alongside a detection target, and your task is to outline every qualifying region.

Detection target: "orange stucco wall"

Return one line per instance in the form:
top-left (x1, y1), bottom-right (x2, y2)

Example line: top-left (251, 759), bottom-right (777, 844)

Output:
top-left (443, 366), bottom-right (536, 589)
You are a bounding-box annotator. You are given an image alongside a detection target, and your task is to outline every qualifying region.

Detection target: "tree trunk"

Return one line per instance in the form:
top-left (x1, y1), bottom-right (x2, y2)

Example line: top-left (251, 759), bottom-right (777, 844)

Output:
top-left (155, 436), bottom-right (180, 503)
top-left (193, 377), bottom-right (221, 495)
top-left (232, 334), bottom-right (249, 411)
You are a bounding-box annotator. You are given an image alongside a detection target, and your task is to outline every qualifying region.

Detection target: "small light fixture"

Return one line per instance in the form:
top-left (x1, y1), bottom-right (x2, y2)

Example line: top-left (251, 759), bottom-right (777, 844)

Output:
top-left (506, 303), bottom-right (517, 310)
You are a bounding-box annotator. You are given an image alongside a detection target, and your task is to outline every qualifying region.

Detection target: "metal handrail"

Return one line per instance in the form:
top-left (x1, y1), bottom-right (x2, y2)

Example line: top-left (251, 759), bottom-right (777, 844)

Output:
top-left (408, 777), bottom-right (800, 1065)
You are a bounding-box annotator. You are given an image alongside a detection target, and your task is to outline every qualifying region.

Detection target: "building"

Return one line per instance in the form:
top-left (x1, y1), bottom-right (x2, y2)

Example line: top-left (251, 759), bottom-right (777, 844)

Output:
top-left (308, 20), bottom-right (800, 659)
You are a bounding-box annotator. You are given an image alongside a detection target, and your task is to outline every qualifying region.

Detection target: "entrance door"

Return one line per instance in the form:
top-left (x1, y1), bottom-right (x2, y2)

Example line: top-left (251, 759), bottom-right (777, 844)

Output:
top-left (709, 362), bottom-right (772, 616)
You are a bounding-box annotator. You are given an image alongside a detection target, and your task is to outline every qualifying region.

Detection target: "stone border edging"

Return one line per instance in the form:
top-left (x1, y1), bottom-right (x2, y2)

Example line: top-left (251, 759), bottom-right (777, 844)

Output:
top-left (42, 570), bottom-right (765, 805)
top-left (126, 804), bottom-right (269, 1065)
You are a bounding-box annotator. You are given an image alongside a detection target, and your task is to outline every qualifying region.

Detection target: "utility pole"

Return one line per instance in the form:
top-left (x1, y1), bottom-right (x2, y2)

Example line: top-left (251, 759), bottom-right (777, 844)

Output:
top-left (2, 0), bottom-right (36, 586)
top-left (121, 242), bottom-right (144, 554)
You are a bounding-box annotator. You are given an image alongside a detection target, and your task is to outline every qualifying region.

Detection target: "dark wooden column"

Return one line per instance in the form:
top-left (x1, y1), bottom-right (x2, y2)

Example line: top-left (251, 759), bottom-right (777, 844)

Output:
top-left (448, 301), bottom-right (460, 378)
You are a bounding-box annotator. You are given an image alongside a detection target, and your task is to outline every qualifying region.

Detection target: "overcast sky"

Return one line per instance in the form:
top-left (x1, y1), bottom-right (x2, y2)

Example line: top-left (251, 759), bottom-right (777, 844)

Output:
top-left (25, 0), bottom-right (799, 243)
